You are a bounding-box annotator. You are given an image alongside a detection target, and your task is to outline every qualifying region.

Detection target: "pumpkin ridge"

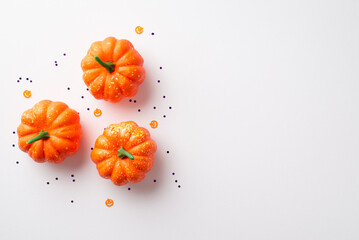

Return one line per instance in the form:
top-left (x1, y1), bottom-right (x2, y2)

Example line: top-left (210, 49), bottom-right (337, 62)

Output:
top-left (123, 162), bottom-right (146, 183)
top-left (83, 68), bottom-right (105, 86)
top-left (103, 73), bottom-right (112, 101)
top-left (94, 147), bottom-right (116, 152)
top-left (102, 156), bottom-right (118, 165)
top-left (94, 148), bottom-right (118, 159)
top-left (88, 41), bottom-right (105, 60)
top-left (126, 135), bottom-right (151, 150)
top-left (125, 127), bottom-right (151, 149)
top-left (45, 102), bottom-right (68, 128)
top-left (122, 125), bottom-right (134, 146)
top-left (115, 49), bottom-right (139, 67)
top-left (106, 73), bottom-right (124, 101)
top-left (111, 160), bottom-right (128, 185)
top-left (17, 123), bottom-right (39, 137)
top-left (47, 123), bottom-right (81, 135)
top-left (97, 156), bottom-right (118, 178)
top-left (89, 72), bottom-right (107, 99)
top-left (130, 155), bottom-right (152, 160)
top-left (111, 73), bottom-right (126, 97)
top-left (81, 55), bottom-right (97, 71)
top-left (102, 37), bottom-right (116, 62)
top-left (105, 124), bottom-right (133, 148)
top-left (95, 148), bottom-right (117, 155)
top-left (120, 160), bottom-right (131, 178)
top-left (27, 100), bottom-right (50, 127)
top-left (92, 148), bottom-right (116, 160)
top-left (44, 140), bottom-right (62, 163)
top-left (112, 39), bottom-right (133, 62)
top-left (116, 67), bottom-right (144, 84)
top-left (95, 134), bottom-right (113, 150)
top-left (29, 140), bottom-right (45, 161)
top-left (19, 132), bottom-right (38, 152)
top-left (47, 108), bottom-right (78, 130)
top-left (117, 64), bottom-right (142, 68)
top-left (131, 157), bottom-right (154, 172)
top-left (50, 134), bottom-right (80, 143)
top-left (49, 131), bottom-right (80, 143)
top-left (44, 102), bottom-right (50, 128)
top-left (111, 40), bottom-right (119, 62)
top-left (127, 140), bottom-right (156, 156)
top-left (48, 136), bottom-right (70, 156)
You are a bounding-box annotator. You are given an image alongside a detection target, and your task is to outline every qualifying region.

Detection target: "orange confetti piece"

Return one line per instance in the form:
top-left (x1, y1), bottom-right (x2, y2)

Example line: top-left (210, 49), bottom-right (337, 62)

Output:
top-left (135, 26), bottom-right (143, 34)
top-left (94, 108), bottom-right (102, 117)
top-left (105, 198), bottom-right (114, 207)
top-left (23, 90), bottom-right (31, 98)
top-left (150, 120), bottom-right (158, 129)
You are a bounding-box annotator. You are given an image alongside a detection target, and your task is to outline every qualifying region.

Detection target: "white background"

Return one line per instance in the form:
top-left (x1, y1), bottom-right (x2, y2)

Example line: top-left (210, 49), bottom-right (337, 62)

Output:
top-left (1, 0), bottom-right (359, 239)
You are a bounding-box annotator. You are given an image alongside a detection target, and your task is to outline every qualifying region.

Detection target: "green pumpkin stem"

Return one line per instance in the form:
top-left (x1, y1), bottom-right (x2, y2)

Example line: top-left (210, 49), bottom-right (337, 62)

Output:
top-left (117, 147), bottom-right (135, 160)
top-left (94, 56), bottom-right (115, 73)
top-left (27, 130), bottom-right (50, 144)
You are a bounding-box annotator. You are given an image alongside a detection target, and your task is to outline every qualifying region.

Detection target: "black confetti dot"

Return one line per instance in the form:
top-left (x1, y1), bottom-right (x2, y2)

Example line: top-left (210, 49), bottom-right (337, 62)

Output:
top-left (138, 109), bottom-right (141, 112)
top-left (134, 100), bottom-right (137, 103)
top-left (71, 174), bottom-right (74, 177)
top-left (30, 80), bottom-right (32, 83)
top-left (26, 78), bottom-right (29, 80)
top-left (129, 99), bottom-right (132, 102)
top-left (17, 80), bottom-right (19, 82)
top-left (167, 151), bottom-right (169, 154)
top-left (169, 106), bottom-right (172, 109)
top-left (81, 96), bottom-right (84, 99)
top-left (72, 179), bottom-right (75, 182)
top-left (55, 64), bottom-right (58, 66)
top-left (19, 77), bottom-right (22, 80)
top-left (55, 178), bottom-right (58, 180)
top-left (47, 182), bottom-right (49, 185)
top-left (175, 180), bottom-right (178, 182)
top-left (71, 200), bottom-right (74, 203)
top-left (151, 33), bottom-right (154, 35)
top-left (178, 185), bottom-right (181, 188)
top-left (87, 108), bottom-right (90, 111)
top-left (160, 67), bottom-right (162, 69)
top-left (63, 53), bottom-right (66, 56)
top-left (13, 131), bottom-right (15, 134)
top-left (172, 172), bottom-right (175, 175)
top-left (12, 144), bottom-right (15, 147)
top-left (157, 80), bottom-right (160, 83)
top-left (128, 188), bottom-right (131, 190)
top-left (16, 161), bottom-right (19, 164)
top-left (86, 88), bottom-right (89, 91)
top-left (163, 115), bottom-right (166, 118)
top-left (91, 148), bottom-right (93, 151)
top-left (153, 180), bottom-right (157, 182)
top-left (67, 87), bottom-right (70, 90)
top-left (163, 96), bottom-right (166, 98)
top-left (153, 106), bottom-right (156, 109)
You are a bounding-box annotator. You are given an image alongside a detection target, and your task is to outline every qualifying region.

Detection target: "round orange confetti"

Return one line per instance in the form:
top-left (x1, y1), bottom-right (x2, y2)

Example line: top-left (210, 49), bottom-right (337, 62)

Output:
top-left (135, 26), bottom-right (143, 34)
top-left (94, 108), bottom-right (102, 117)
top-left (149, 120), bottom-right (158, 129)
top-left (23, 90), bottom-right (31, 98)
top-left (105, 198), bottom-right (114, 207)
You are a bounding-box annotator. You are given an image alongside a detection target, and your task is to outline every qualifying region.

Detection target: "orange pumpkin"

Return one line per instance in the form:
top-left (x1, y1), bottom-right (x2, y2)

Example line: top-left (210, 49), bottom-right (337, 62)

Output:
top-left (91, 121), bottom-right (157, 186)
top-left (81, 37), bottom-right (145, 102)
top-left (17, 100), bottom-right (82, 163)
